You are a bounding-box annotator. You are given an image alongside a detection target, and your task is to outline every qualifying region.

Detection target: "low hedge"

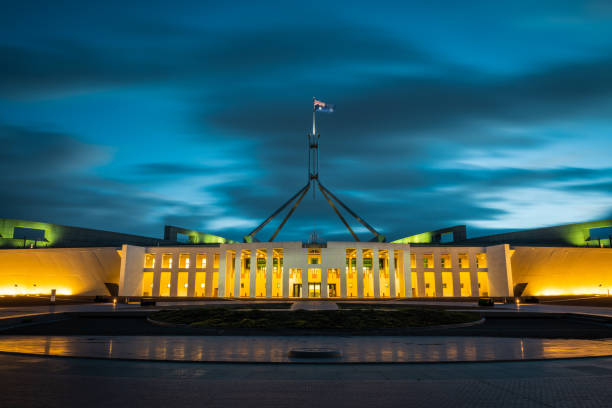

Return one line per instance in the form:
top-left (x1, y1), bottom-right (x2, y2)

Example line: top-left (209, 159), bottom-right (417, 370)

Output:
top-left (149, 308), bottom-right (480, 329)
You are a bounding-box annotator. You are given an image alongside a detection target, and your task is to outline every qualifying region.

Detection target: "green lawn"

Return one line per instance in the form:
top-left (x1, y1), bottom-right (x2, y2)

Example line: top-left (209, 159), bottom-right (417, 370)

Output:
top-left (150, 308), bottom-right (480, 329)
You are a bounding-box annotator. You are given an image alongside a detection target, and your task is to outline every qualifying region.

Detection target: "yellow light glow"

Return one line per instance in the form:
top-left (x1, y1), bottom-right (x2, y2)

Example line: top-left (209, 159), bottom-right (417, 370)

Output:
top-left (535, 287), bottom-right (609, 296)
top-left (0, 287), bottom-right (72, 296)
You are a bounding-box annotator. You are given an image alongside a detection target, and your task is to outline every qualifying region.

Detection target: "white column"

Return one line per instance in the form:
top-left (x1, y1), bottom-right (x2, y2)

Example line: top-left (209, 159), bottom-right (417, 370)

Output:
top-left (434, 269), bottom-right (444, 298)
top-left (282, 262), bottom-right (289, 298)
top-left (403, 249), bottom-right (412, 298)
top-left (301, 266), bottom-right (309, 298)
top-left (234, 251), bottom-right (241, 298)
top-left (205, 251), bottom-right (214, 297)
top-left (357, 248), bottom-right (364, 298)
top-left (389, 248), bottom-right (396, 297)
top-left (340, 261), bottom-right (347, 298)
top-left (118, 245), bottom-right (145, 297)
top-left (187, 252), bottom-right (196, 297)
top-left (266, 249), bottom-right (273, 298)
top-left (486, 244), bottom-right (514, 297)
top-left (470, 251), bottom-right (480, 296)
top-left (249, 250), bottom-right (257, 298)
top-left (321, 268), bottom-right (328, 298)
top-left (373, 249), bottom-right (380, 298)
top-left (169, 253), bottom-right (178, 297)
top-left (217, 250), bottom-right (226, 298)
top-left (452, 254), bottom-right (461, 297)
top-left (152, 252), bottom-right (162, 296)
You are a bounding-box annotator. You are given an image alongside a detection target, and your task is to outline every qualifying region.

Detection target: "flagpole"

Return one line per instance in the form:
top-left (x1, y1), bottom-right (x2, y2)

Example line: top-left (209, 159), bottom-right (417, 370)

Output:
top-left (311, 99), bottom-right (316, 200)
top-left (312, 98), bottom-right (316, 135)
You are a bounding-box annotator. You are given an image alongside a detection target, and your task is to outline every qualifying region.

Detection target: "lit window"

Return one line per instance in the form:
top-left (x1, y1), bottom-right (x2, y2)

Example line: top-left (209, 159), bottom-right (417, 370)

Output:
top-left (162, 254), bottom-right (173, 269)
top-left (423, 254), bottom-right (434, 268)
top-left (458, 253), bottom-right (469, 269)
top-left (197, 254), bottom-right (207, 269)
top-left (476, 253), bottom-right (488, 268)
top-left (441, 253), bottom-right (451, 268)
top-left (144, 253), bottom-right (156, 268)
top-left (179, 253), bottom-right (190, 268)
top-left (308, 249), bottom-right (321, 264)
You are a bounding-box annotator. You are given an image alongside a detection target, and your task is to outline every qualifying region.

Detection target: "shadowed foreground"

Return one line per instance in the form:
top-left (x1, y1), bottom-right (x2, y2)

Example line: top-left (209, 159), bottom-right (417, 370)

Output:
top-left (0, 353), bottom-right (610, 407)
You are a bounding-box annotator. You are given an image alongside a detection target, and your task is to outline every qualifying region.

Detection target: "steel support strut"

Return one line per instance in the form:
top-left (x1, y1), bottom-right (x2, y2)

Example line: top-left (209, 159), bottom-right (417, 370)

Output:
top-left (318, 181), bottom-right (384, 241)
top-left (243, 182), bottom-right (310, 242)
top-left (269, 183), bottom-right (311, 242)
top-left (317, 182), bottom-right (360, 241)
top-left (244, 99), bottom-right (384, 243)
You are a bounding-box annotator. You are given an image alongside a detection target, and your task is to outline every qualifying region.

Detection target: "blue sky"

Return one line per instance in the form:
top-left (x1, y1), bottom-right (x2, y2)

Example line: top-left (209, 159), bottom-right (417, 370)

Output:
top-left (1, 1), bottom-right (612, 241)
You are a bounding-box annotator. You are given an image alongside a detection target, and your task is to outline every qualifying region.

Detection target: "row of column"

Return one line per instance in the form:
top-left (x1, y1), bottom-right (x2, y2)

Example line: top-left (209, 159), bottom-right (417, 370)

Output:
top-left (146, 252), bottom-right (217, 297)
top-left (216, 248), bottom-right (414, 299)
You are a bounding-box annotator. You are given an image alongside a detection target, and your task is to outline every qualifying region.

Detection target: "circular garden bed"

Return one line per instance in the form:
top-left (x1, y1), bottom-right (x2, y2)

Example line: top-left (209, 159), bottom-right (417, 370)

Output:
top-left (149, 307), bottom-right (481, 330)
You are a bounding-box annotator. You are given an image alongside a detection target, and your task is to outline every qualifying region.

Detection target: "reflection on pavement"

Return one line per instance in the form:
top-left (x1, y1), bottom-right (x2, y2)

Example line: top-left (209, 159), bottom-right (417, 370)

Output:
top-left (0, 335), bottom-right (610, 363)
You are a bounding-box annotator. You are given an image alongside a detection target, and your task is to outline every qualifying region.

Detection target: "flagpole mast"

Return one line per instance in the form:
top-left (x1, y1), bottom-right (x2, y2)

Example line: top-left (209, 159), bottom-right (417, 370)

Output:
top-left (311, 98), bottom-right (317, 199)
top-left (312, 97), bottom-right (316, 135)
top-left (245, 97), bottom-right (386, 243)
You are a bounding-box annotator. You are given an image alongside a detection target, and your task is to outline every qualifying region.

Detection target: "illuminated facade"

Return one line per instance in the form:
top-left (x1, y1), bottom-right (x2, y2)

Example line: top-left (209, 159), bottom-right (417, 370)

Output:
top-left (0, 218), bottom-right (611, 298)
top-left (118, 242), bottom-right (514, 298)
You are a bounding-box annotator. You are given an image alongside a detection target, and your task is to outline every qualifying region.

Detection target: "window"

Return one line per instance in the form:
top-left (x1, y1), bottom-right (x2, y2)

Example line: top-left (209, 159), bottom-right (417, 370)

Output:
top-left (460, 272), bottom-right (471, 296)
top-left (196, 253), bottom-right (207, 269)
top-left (442, 271), bottom-right (453, 296)
top-left (458, 253), bottom-right (469, 269)
top-left (179, 253), bottom-right (190, 269)
top-left (424, 272), bottom-right (435, 297)
top-left (476, 253), bottom-right (487, 269)
top-left (161, 254), bottom-right (173, 269)
top-left (423, 254), bottom-right (434, 269)
top-left (478, 272), bottom-right (489, 296)
top-left (308, 249), bottom-right (321, 265)
top-left (195, 272), bottom-right (206, 296)
top-left (177, 272), bottom-right (188, 296)
top-left (144, 253), bottom-right (155, 269)
top-left (410, 253), bottom-right (416, 268)
top-left (141, 272), bottom-right (153, 296)
top-left (159, 272), bottom-right (171, 296)
top-left (441, 253), bottom-right (451, 269)
top-left (345, 249), bottom-right (357, 297)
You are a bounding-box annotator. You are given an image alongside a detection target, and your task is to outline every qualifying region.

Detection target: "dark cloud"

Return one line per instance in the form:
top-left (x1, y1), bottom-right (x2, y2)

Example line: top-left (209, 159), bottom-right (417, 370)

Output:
top-left (566, 180), bottom-right (612, 193)
top-left (207, 57), bottom-right (612, 144)
top-left (198, 162), bottom-right (612, 241)
top-left (0, 21), bottom-right (427, 98)
top-left (1, 3), bottom-right (611, 242)
top-left (133, 162), bottom-right (219, 176)
top-left (0, 124), bottom-right (215, 238)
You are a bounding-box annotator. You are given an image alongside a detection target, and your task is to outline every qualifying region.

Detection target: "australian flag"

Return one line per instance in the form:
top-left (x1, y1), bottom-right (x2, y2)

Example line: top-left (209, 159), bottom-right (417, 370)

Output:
top-left (314, 98), bottom-right (335, 113)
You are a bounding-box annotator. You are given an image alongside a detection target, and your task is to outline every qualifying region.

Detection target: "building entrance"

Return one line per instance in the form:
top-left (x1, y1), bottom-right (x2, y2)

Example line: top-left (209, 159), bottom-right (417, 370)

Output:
top-left (292, 283), bottom-right (302, 298)
top-left (308, 283), bottom-right (321, 298)
top-left (328, 283), bottom-right (337, 297)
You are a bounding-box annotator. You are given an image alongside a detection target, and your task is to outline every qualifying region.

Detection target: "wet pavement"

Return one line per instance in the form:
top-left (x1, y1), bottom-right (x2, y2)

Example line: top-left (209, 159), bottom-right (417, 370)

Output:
top-left (290, 301), bottom-right (339, 310)
top-left (1, 299), bottom-right (612, 319)
top-left (1, 353), bottom-right (611, 408)
top-left (0, 335), bottom-right (611, 363)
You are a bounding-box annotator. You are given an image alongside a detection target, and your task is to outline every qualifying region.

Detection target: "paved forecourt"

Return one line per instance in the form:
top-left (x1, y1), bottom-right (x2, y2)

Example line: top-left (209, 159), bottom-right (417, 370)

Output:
top-left (0, 353), bottom-right (611, 408)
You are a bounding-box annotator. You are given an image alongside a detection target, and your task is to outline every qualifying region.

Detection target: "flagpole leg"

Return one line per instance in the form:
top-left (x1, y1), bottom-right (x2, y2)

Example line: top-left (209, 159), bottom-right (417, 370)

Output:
top-left (312, 108), bottom-right (316, 135)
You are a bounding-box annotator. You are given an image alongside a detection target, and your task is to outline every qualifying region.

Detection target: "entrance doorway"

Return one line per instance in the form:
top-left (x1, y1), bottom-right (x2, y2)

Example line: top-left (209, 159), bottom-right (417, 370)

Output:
top-left (328, 283), bottom-right (337, 297)
top-left (292, 283), bottom-right (302, 298)
top-left (308, 283), bottom-right (321, 298)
